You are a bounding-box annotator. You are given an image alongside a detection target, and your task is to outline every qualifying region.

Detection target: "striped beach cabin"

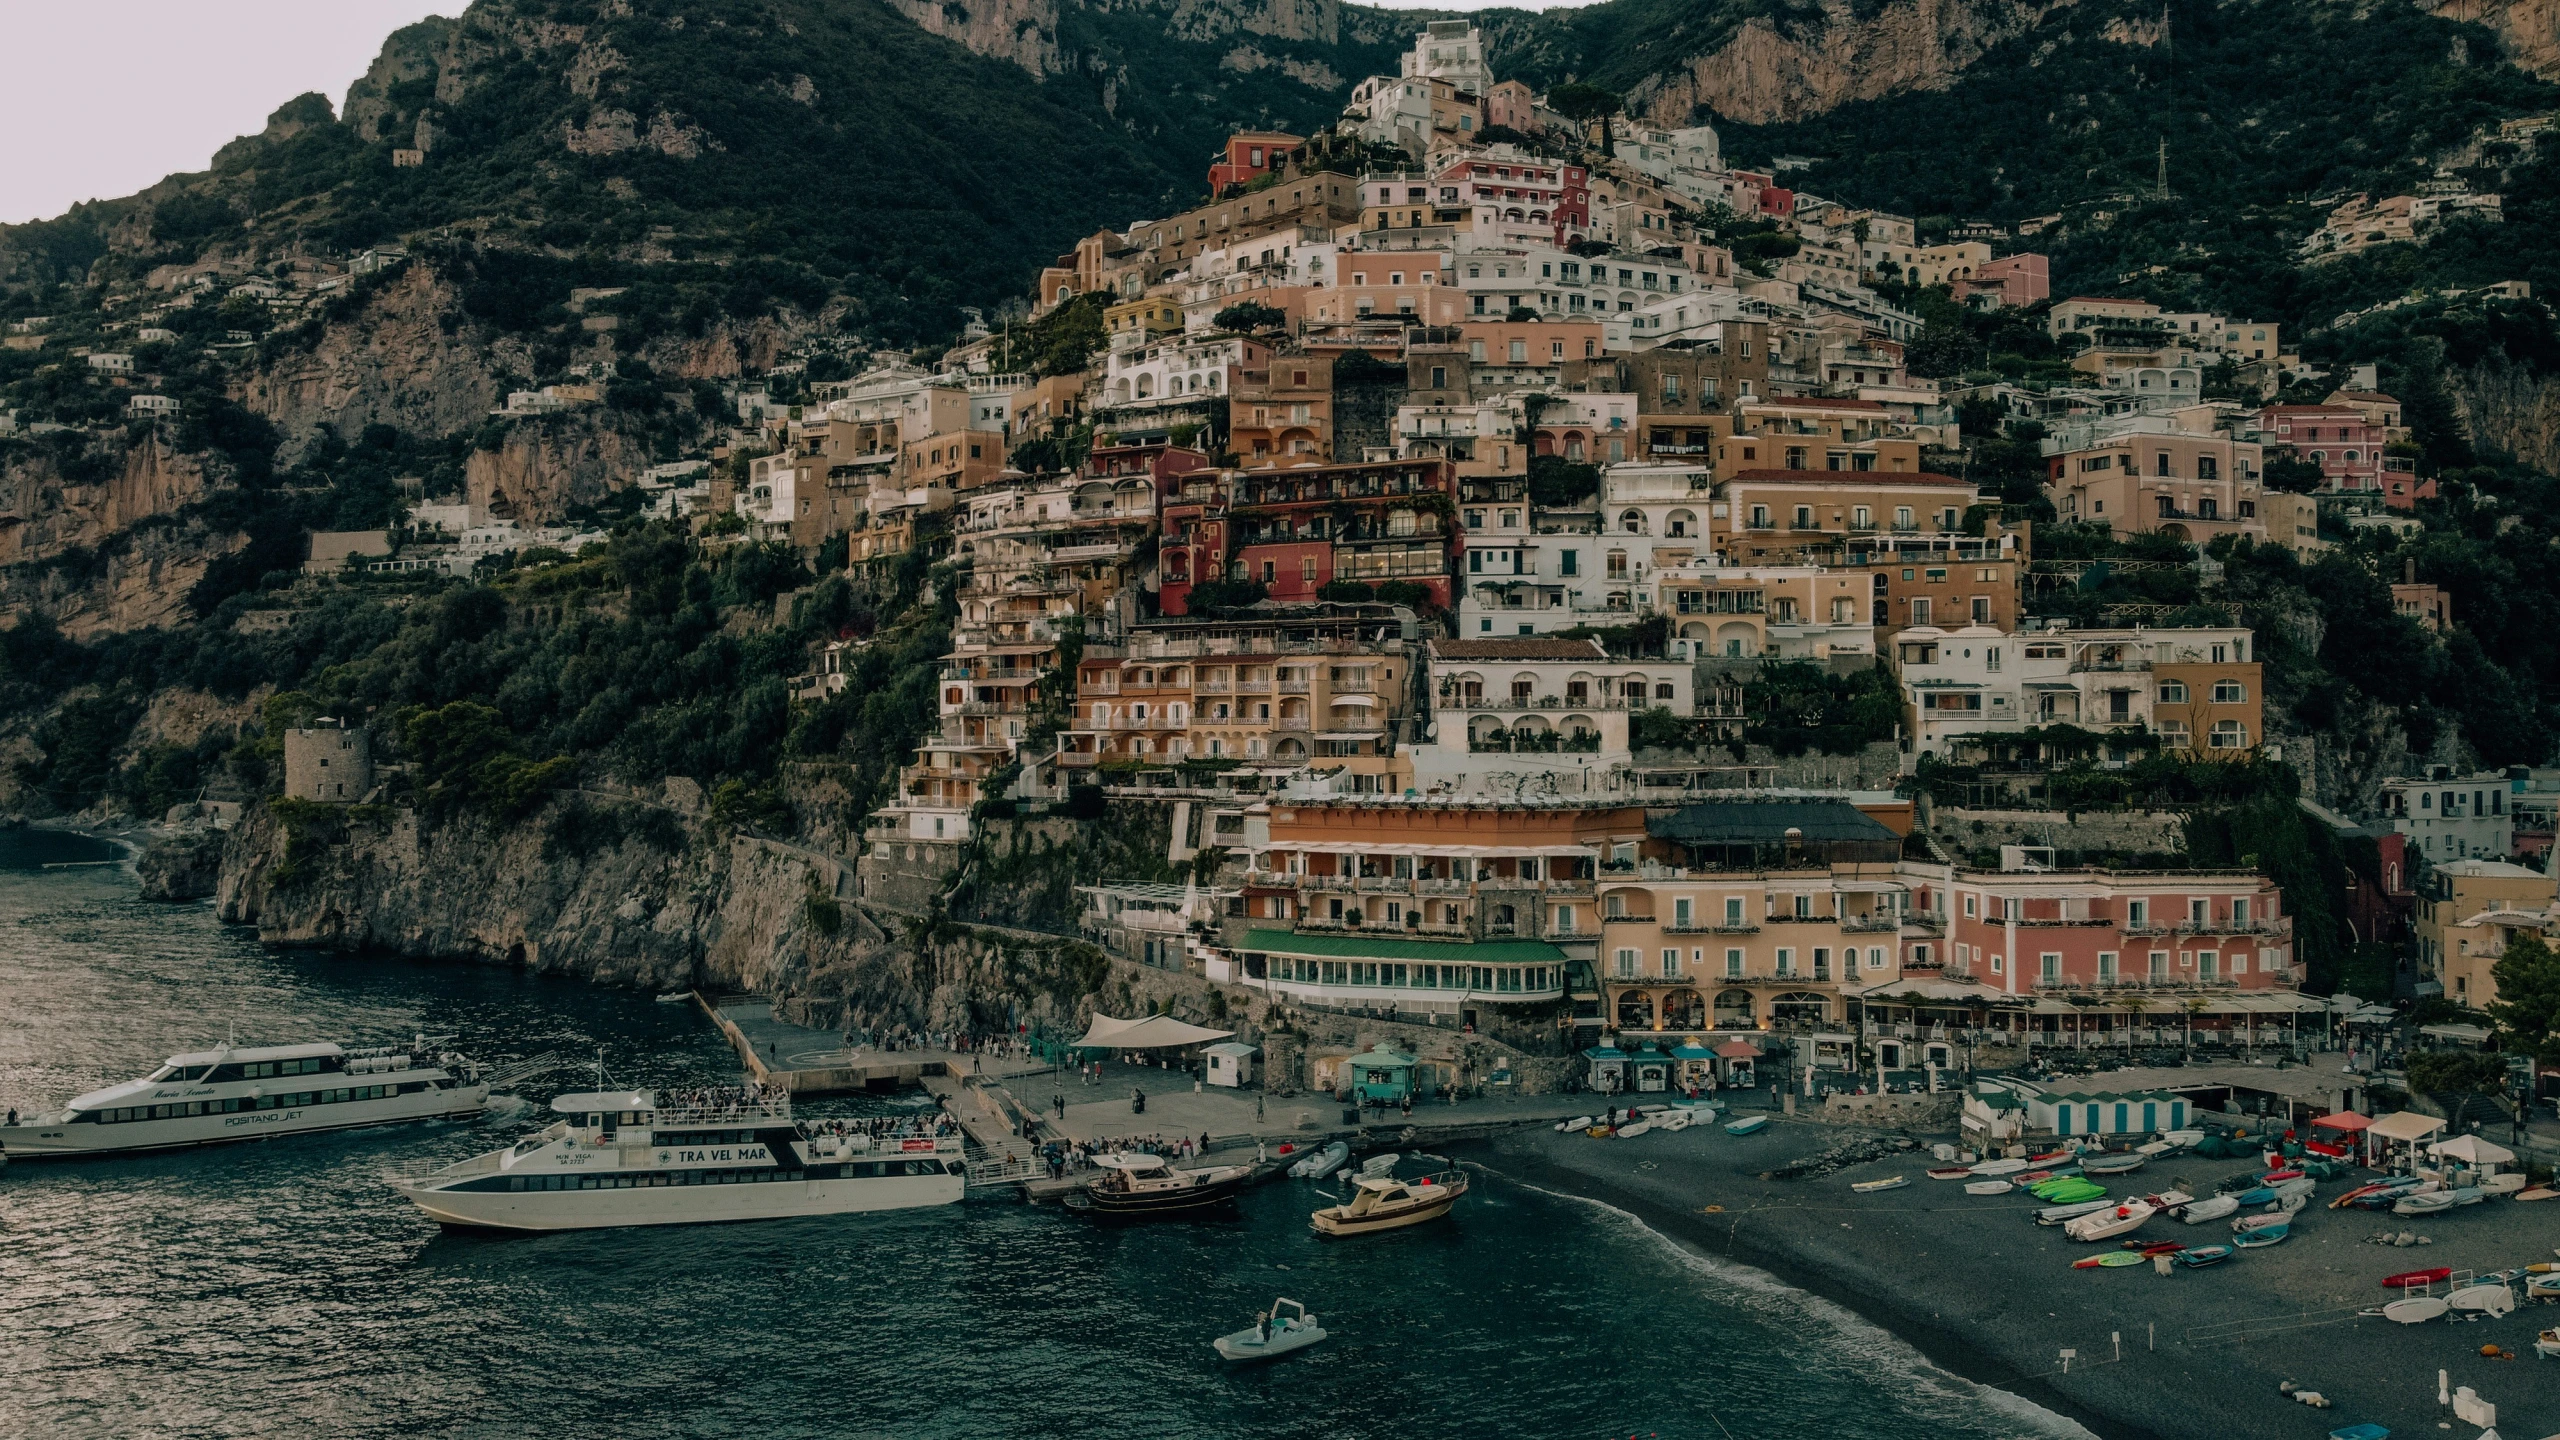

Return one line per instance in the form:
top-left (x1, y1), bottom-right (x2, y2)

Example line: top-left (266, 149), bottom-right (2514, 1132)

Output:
top-left (2028, 1090), bottom-right (2191, 1138)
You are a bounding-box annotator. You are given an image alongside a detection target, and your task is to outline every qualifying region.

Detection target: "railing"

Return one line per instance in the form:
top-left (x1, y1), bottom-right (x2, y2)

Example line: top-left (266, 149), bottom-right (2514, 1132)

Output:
top-left (1274, 717), bottom-right (1311, 731)
top-left (1444, 695), bottom-right (1637, 711)
top-left (652, 1101), bottom-right (794, 1125)
top-left (1277, 677), bottom-right (1309, 693)
top-left (1238, 680), bottom-right (1274, 693)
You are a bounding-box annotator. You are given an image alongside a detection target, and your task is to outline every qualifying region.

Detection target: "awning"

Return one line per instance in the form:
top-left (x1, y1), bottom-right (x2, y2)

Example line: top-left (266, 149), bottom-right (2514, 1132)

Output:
top-left (2309, 1111), bottom-right (2374, 1134)
top-left (1329, 693), bottom-right (1379, 708)
top-left (2366, 1111), bottom-right (2447, 1143)
top-left (2428, 1133), bottom-right (2516, 1165)
top-left (1073, 1013), bottom-right (1236, 1049)
top-left (1714, 1039), bottom-right (1762, 1059)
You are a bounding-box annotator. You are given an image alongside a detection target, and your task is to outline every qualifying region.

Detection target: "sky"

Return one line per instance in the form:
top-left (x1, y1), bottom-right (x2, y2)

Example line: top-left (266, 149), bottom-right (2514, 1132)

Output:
top-left (1, 2), bottom-right (466, 225)
top-left (0, 0), bottom-right (1588, 226)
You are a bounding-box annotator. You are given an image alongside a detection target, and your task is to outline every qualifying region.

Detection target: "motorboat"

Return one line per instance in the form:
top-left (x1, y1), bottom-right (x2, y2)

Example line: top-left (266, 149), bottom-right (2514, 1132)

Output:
top-left (1289, 1141), bottom-right (1350, 1179)
top-left (653, 993), bottom-right (692, 1004)
top-left (2178, 1245), bottom-right (2236, 1267)
top-left (2383, 1295), bottom-right (2451, 1324)
top-left (1310, 1166), bottom-right (1467, 1237)
top-left (1851, 1175), bottom-right (1909, 1193)
top-left (2066, 1200), bottom-right (2156, 1243)
top-left (1970, 1155), bottom-right (2029, 1176)
top-left (2080, 1152), bottom-right (2147, 1176)
top-left (2176, 1195), bottom-right (2242, 1225)
top-left (1724, 1115), bottom-right (1769, 1136)
top-left (1965, 1180), bottom-right (2014, 1196)
top-left (3, 1037), bottom-right (489, 1160)
top-left (2234, 1222), bottom-right (2290, 1249)
top-left (2449, 1282), bottom-right (2518, 1317)
top-left (2036, 1198), bottom-right (2119, 1225)
top-left (1213, 1298), bottom-right (1327, 1362)
top-left (1065, 1153), bottom-right (1251, 1219)
top-left (2232, 1211), bottom-right (2291, 1236)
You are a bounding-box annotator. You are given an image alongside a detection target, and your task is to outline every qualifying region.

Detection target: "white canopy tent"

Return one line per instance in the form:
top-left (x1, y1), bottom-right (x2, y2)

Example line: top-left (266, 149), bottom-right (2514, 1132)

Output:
top-left (2427, 1133), bottom-right (2517, 1166)
top-left (1073, 1013), bottom-right (1236, 1050)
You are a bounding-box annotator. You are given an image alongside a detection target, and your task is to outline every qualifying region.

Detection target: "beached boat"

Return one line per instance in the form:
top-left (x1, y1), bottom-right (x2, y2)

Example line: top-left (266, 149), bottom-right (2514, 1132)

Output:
top-left (1289, 1141), bottom-right (1350, 1179)
top-left (2383, 1295), bottom-right (2450, 1324)
top-left (2032, 1177), bottom-right (2108, 1204)
top-left (2539, 1327), bottom-right (2560, 1359)
top-left (2381, 1267), bottom-right (2453, 1290)
top-left (1617, 1121), bottom-right (1655, 1139)
top-left (1970, 1156), bottom-right (2029, 1176)
top-left (1724, 1116), bottom-right (1769, 1136)
top-left (1965, 1180), bottom-right (2014, 1196)
top-left (2178, 1245), bottom-right (2235, 1267)
top-left (1554, 1117), bottom-right (1594, 1134)
top-left (2449, 1283), bottom-right (2518, 1317)
top-left (2080, 1152), bottom-right (2146, 1176)
top-left (1212, 1298), bottom-right (1326, 1362)
top-left (2176, 1195), bottom-right (2241, 1225)
top-left (2232, 1211), bottom-right (2290, 1235)
top-left (2234, 1223), bottom-right (2290, 1249)
top-left (1310, 1167), bottom-right (1466, 1237)
top-left (2348, 1181), bottom-right (2428, 1211)
top-left (2485, 1172), bottom-right (2528, 1196)
top-left (1653, 1110), bottom-right (1694, 1132)
top-left (2519, 1185), bottom-right (2560, 1202)
top-left (2527, 1273), bottom-right (2560, 1302)
top-left (2394, 1189), bottom-right (2456, 1216)
top-left (2065, 1200), bottom-right (2155, 1242)
top-left (2158, 1129), bottom-right (2204, 1148)
top-left (1928, 1166), bottom-right (1975, 1181)
top-left (2449, 1185), bottom-right (2488, 1207)
top-left (2072, 1251), bottom-right (2148, 1269)
top-left (1851, 1175), bottom-right (1909, 1193)
top-left (2036, 1198), bottom-right (2118, 1225)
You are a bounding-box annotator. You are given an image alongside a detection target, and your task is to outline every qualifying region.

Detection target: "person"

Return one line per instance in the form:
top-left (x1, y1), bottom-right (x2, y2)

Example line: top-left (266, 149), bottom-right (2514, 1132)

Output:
top-left (1256, 1310), bottom-right (1271, 1344)
top-left (1132, 1086), bottom-right (1146, 1115)
top-left (1399, 1094), bottom-right (1412, 1119)
top-left (1054, 1093), bottom-right (1066, 1119)
top-left (1255, 1093), bottom-right (1265, 1121)
top-left (1200, 1130), bottom-right (1211, 1157)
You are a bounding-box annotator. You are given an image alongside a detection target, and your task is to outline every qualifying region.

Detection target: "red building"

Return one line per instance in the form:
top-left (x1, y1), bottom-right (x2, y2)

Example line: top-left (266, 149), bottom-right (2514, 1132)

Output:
top-left (1910, 866), bottom-right (2296, 994)
top-left (1230, 458), bottom-right (1460, 608)
top-left (1207, 131), bottom-right (1305, 196)
top-left (1155, 467), bottom-right (1230, 617)
top-left (2258, 404), bottom-right (2384, 494)
top-left (1436, 154), bottom-right (1590, 246)
top-left (1085, 441), bottom-right (1211, 505)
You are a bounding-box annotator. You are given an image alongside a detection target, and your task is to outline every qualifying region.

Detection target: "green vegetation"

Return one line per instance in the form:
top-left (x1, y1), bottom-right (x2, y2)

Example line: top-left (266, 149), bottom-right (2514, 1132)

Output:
top-left (2491, 931), bottom-right (2560, 1067)
top-left (1743, 661), bottom-right (1901, 757)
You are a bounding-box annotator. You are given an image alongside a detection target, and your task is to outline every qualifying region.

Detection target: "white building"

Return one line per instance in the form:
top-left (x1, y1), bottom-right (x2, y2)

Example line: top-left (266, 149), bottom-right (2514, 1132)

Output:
top-left (1456, 462), bottom-right (1711, 638)
top-left (86, 352), bottom-right (135, 375)
top-left (1404, 635), bottom-right (1694, 793)
top-left (1614, 125), bottom-right (1723, 185)
top-left (1892, 623), bottom-right (2256, 762)
top-left (2380, 769), bottom-right (2516, 864)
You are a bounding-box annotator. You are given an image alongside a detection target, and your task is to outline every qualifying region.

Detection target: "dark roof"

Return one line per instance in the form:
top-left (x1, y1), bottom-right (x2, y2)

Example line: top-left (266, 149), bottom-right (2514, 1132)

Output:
top-left (1648, 800), bottom-right (1899, 846)
top-left (1428, 637), bottom-right (1608, 661)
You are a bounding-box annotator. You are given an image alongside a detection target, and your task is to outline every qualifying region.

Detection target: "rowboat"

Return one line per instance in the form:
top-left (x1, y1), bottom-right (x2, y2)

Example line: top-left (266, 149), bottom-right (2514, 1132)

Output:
top-left (1965, 1180), bottom-right (2014, 1196)
top-left (1289, 1141), bottom-right (1350, 1179)
top-left (2331, 1179), bottom-right (2412, 1209)
top-left (1724, 1116), bottom-right (1768, 1136)
top-left (2381, 1267), bottom-right (2452, 1290)
top-left (1212, 1297), bottom-right (1327, 1362)
top-left (1653, 1110), bottom-right (1695, 1132)
top-left (2130, 1240), bottom-right (2187, 1256)
top-left (2449, 1185), bottom-right (2488, 1207)
top-left (2028, 1149), bottom-right (2071, 1164)
top-left (1928, 1167), bottom-right (1975, 1181)
top-left (2449, 1283), bottom-right (2517, 1317)
top-left (2232, 1211), bottom-right (2291, 1235)
top-left (1969, 1156), bottom-right (2029, 1176)
top-left (2393, 1189), bottom-right (2455, 1216)
top-left (2538, 1327), bottom-right (2560, 1359)
top-left (2234, 1222), bottom-right (2289, 1249)
top-left (1617, 1121), bottom-right (1655, 1139)
top-left (2065, 1199), bottom-right (2156, 1242)
top-left (2080, 1152), bottom-right (2147, 1176)
top-left (2525, 1273), bottom-right (2560, 1301)
top-left (2072, 1250), bottom-right (2148, 1269)
top-left (2178, 1245), bottom-right (2235, 1267)
top-left (2176, 1195), bottom-right (2241, 1225)
top-left (1554, 1117), bottom-right (1594, 1133)
top-left (2383, 1295), bottom-right (2450, 1323)
top-left (2036, 1198), bottom-right (2118, 1225)
top-left (1851, 1175), bottom-right (1909, 1193)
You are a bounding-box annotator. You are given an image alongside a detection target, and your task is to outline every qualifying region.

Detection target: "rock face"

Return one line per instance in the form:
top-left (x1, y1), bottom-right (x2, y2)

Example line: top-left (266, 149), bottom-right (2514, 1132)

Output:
top-left (888, 0), bottom-right (1360, 78)
top-left (137, 827), bottom-right (228, 901)
top-left (2451, 354), bottom-right (2560, 473)
top-left (232, 265), bottom-right (503, 458)
top-left (2427, 0), bottom-right (2560, 79)
top-left (1632, 0), bottom-right (2071, 127)
top-left (464, 411), bottom-right (660, 521)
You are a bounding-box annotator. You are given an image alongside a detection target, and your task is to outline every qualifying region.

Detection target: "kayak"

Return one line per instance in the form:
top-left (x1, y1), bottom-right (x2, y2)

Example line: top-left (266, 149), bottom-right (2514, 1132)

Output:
top-left (2381, 1267), bottom-right (2453, 1290)
top-left (1964, 1180), bottom-right (2013, 1196)
top-left (1851, 1175), bottom-right (1909, 1193)
top-left (2073, 1251), bottom-right (2148, 1269)
top-left (2177, 1245), bottom-right (2235, 1268)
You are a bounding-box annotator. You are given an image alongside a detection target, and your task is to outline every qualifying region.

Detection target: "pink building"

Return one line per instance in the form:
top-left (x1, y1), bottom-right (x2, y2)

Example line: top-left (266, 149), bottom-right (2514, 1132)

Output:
top-left (2257, 403), bottom-right (2383, 494)
top-left (1485, 80), bottom-right (1535, 133)
top-left (1913, 867), bottom-right (2296, 994)
top-left (1956, 253), bottom-right (2049, 309)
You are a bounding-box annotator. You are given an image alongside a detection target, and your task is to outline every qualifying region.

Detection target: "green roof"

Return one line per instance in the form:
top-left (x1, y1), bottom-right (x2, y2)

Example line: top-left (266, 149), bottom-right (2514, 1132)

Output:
top-left (1239, 929), bottom-right (1570, 964)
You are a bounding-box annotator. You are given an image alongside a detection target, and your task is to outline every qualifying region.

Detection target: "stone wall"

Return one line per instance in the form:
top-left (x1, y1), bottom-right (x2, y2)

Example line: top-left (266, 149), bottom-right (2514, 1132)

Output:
top-left (1820, 1090), bottom-right (1962, 1130)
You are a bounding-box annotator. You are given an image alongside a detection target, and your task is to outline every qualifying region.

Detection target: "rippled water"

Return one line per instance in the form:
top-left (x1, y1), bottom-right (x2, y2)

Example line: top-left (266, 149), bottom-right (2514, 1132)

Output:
top-left (0, 833), bottom-right (2090, 1440)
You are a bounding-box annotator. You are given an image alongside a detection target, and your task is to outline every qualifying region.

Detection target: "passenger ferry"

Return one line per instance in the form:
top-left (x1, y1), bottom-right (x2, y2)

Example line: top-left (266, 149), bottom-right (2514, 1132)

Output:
top-left (389, 1089), bottom-right (968, 1231)
top-left (0, 1039), bottom-right (489, 1160)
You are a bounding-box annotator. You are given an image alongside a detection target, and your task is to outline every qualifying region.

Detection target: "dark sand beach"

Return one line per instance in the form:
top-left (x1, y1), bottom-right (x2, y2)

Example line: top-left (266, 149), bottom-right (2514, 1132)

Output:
top-left (1481, 1116), bottom-right (2560, 1440)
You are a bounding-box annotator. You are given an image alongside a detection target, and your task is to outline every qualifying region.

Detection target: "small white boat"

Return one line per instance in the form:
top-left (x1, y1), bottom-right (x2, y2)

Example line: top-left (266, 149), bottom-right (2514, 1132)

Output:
top-left (1360, 1152), bottom-right (1400, 1178)
top-left (2036, 1198), bottom-right (2118, 1225)
top-left (1724, 1115), bottom-right (1768, 1136)
top-left (1965, 1180), bottom-right (2014, 1196)
top-left (1851, 1175), bottom-right (1908, 1193)
top-left (1212, 1297), bottom-right (1327, 1362)
top-left (2231, 1211), bottom-right (2290, 1235)
top-left (1617, 1121), bottom-right (1654, 1139)
top-left (1970, 1156), bottom-right (2029, 1176)
top-left (2177, 1195), bottom-right (2241, 1225)
top-left (2065, 1200), bottom-right (2156, 1242)
top-left (2486, 1172), bottom-right (2529, 1196)
top-left (2450, 1283), bottom-right (2517, 1317)
top-left (2157, 1129), bottom-right (2204, 1149)
top-left (2537, 1326), bottom-right (2560, 1358)
top-left (1654, 1109), bottom-right (1698, 1132)
top-left (1288, 1141), bottom-right (1350, 1179)
top-left (654, 993), bottom-right (692, 1004)
top-left (2394, 1190), bottom-right (2456, 1216)
top-left (1554, 1116), bottom-right (1594, 1133)
top-left (2525, 1273), bottom-right (2560, 1301)
top-left (2383, 1295), bottom-right (2450, 1324)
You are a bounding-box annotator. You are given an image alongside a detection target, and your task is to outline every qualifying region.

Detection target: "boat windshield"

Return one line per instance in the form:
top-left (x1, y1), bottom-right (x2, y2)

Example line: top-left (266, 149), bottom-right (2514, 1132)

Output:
top-left (146, 1064), bottom-right (182, 1081)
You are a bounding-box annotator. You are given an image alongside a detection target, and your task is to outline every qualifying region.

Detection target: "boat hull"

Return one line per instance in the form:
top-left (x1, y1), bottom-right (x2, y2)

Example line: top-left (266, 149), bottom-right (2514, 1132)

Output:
top-left (2, 1086), bottom-right (490, 1159)
top-left (1068, 1174), bottom-right (1245, 1220)
top-left (1310, 1179), bottom-right (1465, 1237)
top-left (395, 1169), bottom-right (963, 1231)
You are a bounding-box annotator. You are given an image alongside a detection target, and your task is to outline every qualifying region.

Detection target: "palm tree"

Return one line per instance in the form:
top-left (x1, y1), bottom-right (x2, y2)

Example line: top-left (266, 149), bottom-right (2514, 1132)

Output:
top-left (2183, 996), bottom-right (2210, 1054)
top-left (2120, 993), bottom-right (2153, 1051)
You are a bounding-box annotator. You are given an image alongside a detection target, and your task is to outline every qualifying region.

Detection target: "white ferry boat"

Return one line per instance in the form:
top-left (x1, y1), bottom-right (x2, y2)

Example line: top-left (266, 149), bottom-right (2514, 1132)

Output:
top-left (0, 1038), bottom-right (489, 1160)
top-left (389, 1089), bottom-right (967, 1231)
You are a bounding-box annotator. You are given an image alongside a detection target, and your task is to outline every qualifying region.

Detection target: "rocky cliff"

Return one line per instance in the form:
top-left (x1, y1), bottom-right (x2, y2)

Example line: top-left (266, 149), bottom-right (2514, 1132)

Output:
top-left (1626, 0), bottom-right (2072, 127)
top-left (2426, 0), bottom-right (2560, 79)
top-left (2450, 353), bottom-right (2560, 474)
top-left (232, 265), bottom-right (505, 460)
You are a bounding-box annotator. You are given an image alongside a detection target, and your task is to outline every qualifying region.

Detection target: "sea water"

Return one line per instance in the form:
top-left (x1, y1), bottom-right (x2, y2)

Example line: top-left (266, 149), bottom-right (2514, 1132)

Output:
top-left (0, 832), bottom-right (2092, 1439)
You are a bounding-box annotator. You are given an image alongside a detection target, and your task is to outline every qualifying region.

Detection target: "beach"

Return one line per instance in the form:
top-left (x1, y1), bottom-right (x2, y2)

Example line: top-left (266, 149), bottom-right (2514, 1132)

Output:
top-left (1480, 1116), bottom-right (2560, 1440)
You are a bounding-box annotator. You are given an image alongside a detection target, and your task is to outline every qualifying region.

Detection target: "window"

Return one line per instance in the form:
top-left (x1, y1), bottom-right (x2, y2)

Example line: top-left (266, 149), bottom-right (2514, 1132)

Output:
top-left (1775, 948), bottom-right (1795, 978)
top-left (2158, 680), bottom-right (2188, 703)
top-left (1674, 898), bottom-right (1693, 927)
top-left (2209, 720), bottom-right (2248, 748)
top-left (1724, 897), bottom-right (1744, 926)
top-left (1725, 948), bottom-right (1744, 978)
top-left (1662, 949), bottom-right (1682, 978)
top-left (2040, 953), bottom-right (2061, 982)
top-left (2149, 949), bottom-right (2169, 978)
top-left (1614, 947), bottom-right (1639, 978)
top-left (2210, 680), bottom-right (2246, 703)
top-left (2097, 951), bottom-right (2117, 981)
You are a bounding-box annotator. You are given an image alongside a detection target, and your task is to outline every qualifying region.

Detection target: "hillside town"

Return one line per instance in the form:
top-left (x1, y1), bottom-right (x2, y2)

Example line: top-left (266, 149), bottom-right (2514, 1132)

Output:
top-left (191, 21), bottom-right (2551, 1094)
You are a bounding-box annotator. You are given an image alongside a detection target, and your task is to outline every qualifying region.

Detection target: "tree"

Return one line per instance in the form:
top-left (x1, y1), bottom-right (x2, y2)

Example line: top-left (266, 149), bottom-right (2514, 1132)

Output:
top-left (2262, 452), bottom-right (2328, 493)
top-left (1212, 301), bottom-right (1286, 335)
top-left (2489, 929), bottom-right (2560, 1067)
top-left (1545, 82), bottom-right (1623, 147)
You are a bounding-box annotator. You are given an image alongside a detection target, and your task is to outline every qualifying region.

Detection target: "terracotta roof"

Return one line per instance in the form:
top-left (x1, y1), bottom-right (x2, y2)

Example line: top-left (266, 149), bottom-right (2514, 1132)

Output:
top-left (1726, 468), bottom-right (1974, 488)
top-left (1428, 636), bottom-right (1609, 661)
top-left (2329, 390), bottom-right (2401, 404)
top-left (2060, 296), bottom-right (2153, 305)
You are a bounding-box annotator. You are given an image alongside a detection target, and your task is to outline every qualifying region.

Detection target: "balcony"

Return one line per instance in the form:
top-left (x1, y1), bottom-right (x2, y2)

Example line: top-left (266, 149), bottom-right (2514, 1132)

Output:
top-left (1274, 716), bottom-right (1312, 731)
top-left (1277, 677), bottom-right (1309, 693)
top-left (1238, 680), bottom-right (1274, 693)
top-left (1444, 695), bottom-right (1638, 712)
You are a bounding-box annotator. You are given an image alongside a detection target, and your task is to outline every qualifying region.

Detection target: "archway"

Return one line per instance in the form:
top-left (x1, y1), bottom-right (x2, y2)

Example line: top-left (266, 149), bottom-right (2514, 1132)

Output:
top-left (1661, 989), bottom-right (1706, 1029)
top-left (1714, 989), bottom-right (1755, 1026)
top-left (1616, 991), bottom-right (1656, 1029)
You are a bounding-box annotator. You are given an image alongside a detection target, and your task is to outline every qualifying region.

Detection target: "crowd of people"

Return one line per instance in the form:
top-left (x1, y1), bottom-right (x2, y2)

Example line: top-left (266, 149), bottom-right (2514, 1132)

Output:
top-left (803, 1111), bottom-right (958, 1141)
top-left (1038, 1130), bottom-right (1217, 1180)
top-left (842, 1025), bottom-right (1035, 1062)
top-left (657, 1082), bottom-right (775, 1114)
